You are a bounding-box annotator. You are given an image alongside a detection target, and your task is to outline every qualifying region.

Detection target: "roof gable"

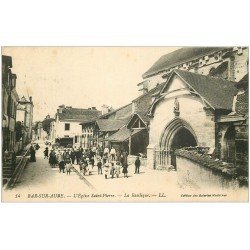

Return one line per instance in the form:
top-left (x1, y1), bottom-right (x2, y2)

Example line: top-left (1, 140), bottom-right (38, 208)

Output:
top-left (149, 70), bottom-right (238, 115)
top-left (161, 74), bottom-right (187, 94)
top-left (127, 112), bottom-right (149, 129)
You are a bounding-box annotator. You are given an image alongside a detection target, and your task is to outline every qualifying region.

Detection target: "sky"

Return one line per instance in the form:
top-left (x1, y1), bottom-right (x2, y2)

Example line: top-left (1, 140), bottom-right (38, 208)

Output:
top-left (2, 47), bottom-right (179, 122)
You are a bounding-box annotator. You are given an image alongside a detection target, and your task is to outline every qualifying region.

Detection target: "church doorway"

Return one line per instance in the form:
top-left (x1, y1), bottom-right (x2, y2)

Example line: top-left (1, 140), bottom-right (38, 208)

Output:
top-left (169, 127), bottom-right (197, 168)
top-left (154, 118), bottom-right (198, 169)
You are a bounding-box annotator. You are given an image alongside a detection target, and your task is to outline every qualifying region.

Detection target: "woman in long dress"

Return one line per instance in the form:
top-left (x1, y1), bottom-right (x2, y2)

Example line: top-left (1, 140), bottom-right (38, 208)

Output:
top-left (44, 147), bottom-right (49, 159)
top-left (30, 146), bottom-right (36, 162)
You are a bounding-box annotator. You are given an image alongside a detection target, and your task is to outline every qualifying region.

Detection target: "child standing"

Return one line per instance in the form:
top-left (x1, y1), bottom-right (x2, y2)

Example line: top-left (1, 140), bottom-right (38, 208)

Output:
top-left (110, 162), bottom-right (115, 178)
top-left (122, 163), bottom-right (128, 178)
top-left (104, 162), bottom-right (110, 179)
top-left (87, 160), bottom-right (92, 175)
top-left (65, 157), bottom-right (71, 175)
top-left (135, 156), bottom-right (141, 174)
top-left (115, 161), bottom-right (121, 178)
top-left (97, 160), bottom-right (102, 175)
top-left (82, 159), bottom-right (88, 176)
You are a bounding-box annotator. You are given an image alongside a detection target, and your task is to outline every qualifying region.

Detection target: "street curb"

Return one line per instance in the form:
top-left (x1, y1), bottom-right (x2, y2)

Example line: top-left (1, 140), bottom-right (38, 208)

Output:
top-left (72, 166), bottom-right (95, 190)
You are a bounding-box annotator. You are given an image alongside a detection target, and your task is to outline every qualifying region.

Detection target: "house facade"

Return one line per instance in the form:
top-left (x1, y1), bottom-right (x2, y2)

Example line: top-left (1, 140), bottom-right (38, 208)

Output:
top-left (52, 105), bottom-right (101, 147)
top-left (80, 105), bottom-right (113, 149)
top-left (2, 56), bottom-right (19, 153)
top-left (2, 55), bottom-right (20, 180)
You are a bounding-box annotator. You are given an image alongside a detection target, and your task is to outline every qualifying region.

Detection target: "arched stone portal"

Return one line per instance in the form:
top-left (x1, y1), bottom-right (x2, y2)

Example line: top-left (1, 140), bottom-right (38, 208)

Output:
top-left (169, 127), bottom-right (197, 168)
top-left (155, 118), bottom-right (198, 169)
top-left (159, 118), bottom-right (198, 149)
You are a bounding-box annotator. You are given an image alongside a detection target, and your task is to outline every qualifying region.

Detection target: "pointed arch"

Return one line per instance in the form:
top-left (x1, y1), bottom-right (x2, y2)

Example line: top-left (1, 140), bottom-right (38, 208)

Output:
top-left (159, 117), bottom-right (198, 150)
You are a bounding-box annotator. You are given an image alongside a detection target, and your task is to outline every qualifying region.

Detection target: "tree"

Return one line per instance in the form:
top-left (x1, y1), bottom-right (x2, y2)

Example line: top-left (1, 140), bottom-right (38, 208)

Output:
top-left (15, 121), bottom-right (23, 141)
top-left (42, 118), bottom-right (54, 135)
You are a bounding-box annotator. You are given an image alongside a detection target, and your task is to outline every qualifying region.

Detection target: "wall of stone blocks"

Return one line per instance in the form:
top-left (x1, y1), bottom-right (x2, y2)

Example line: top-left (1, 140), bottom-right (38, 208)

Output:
top-left (235, 91), bottom-right (248, 115)
top-left (235, 124), bottom-right (248, 172)
top-left (233, 48), bottom-right (249, 82)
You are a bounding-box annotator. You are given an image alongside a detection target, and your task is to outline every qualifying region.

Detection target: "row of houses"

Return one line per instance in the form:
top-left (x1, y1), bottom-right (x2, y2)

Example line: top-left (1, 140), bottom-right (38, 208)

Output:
top-left (48, 47), bottom-right (248, 175)
top-left (32, 119), bottom-right (49, 141)
top-left (2, 55), bottom-right (34, 181)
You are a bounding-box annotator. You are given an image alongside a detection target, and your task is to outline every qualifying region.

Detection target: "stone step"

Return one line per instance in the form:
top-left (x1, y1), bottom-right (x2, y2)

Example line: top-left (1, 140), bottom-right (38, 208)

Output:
top-left (3, 172), bottom-right (13, 178)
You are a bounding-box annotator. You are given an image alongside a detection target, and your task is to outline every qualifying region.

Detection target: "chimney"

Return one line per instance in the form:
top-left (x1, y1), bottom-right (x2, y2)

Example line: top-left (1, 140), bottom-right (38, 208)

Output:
top-left (29, 96), bottom-right (32, 103)
top-left (58, 104), bottom-right (65, 114)
top-left (102, 105), bottom-right (109, 115)
top-left (91, 107), bottom-right (97, 110)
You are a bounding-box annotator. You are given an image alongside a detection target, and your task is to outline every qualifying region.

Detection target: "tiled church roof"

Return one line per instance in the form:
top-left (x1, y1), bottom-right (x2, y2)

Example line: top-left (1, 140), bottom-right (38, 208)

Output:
top-left (172, 70), bottom-right (238, 110)
top-left (143, 47), bottom-right (229, 78)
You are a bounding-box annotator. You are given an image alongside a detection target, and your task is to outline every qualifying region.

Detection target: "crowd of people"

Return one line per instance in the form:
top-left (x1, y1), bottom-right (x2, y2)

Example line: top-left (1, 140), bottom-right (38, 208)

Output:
top-left (42, 144), bottom-right (141, 179)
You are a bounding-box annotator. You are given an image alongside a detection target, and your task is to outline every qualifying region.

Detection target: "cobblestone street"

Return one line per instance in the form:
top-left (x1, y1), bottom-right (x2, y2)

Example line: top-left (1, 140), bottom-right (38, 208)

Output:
top-left (3, 141), bottom-right (248, 202)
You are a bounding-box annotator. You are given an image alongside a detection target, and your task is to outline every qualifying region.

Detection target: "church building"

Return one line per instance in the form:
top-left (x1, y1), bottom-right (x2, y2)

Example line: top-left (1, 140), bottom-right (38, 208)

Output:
top-left (141, 47), bottom-right (248, 172)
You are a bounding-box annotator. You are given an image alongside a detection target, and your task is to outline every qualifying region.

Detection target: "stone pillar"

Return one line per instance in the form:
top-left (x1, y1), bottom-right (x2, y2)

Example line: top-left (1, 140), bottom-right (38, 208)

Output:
top-left (147, 145), bottom-right (156, 169)
top-left (128, 136), bottom-right (131, 155)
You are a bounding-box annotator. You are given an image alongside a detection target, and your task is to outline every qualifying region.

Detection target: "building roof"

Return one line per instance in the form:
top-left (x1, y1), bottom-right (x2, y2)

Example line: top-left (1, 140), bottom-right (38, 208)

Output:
top-left (236, 74), bottom-right (248, 89)
top-left (209, 61), bottom-right (229, 77)
top-left (143, 47), bottom-right (229, 78)
top-left (79, 119), bottom-right (97, 125)
top-left (127, 112), bottom-right (150, 129)
top-left (98, 103), bottom-right (133, 120)
top-left (80, 103), bottom-right (133, 125)
top-left (95, 118), bottom-right (130, 132)
top-left (81, 79), bottom-right (165, 127)
top-left (166, 70), bottom-right (238, 110)
top-left (135, 111), bottom-right (150, 123)
top-left (132, 82), bottom-right (164, 102)
top-left (58, 108), bottom-right (101, 122)
top-left (105, 126), bottom-right (144, 142)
